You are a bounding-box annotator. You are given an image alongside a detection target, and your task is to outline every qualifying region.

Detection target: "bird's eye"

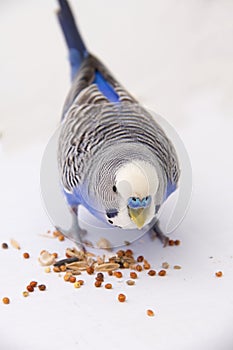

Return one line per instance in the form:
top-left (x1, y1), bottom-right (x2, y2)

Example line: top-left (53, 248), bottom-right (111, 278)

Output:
top-left (132, 197), bottom-right (136, 201)
top-left (112, 185), bottom-right (117, 193)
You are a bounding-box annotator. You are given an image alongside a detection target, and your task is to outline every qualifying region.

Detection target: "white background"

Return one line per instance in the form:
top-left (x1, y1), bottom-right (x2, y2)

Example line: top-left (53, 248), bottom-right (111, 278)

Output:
top-left (0, 1), bottom-right (233, 349)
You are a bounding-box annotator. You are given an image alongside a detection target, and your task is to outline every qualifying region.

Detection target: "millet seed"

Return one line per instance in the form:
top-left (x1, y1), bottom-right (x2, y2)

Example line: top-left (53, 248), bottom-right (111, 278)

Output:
top-left (114, 271), bottom-right (123, 278)
top-left (2, 297), bottom-right (10, 304)
top-left (74, 281), bottom-right (81, 288)
top-left (23, 252), bottom-right (30, 259)
top-left (118, 293), bottom-right (126, 302)
top-left (105, 283), bottom-right (112, 289)
top-left (126, 280), bottom-right (135, 286)
top-left (158, 270), bottom-right (166, 276)
top-left (60, 265), bottom-right (67, 272)
top-left (168, 239), bottom-right (174, 246)
top-left (2, 243), bottom-right (8, 249)
top-left (77, 279), bottom-right (84, 285)
top-left (148, 270), bottom-right (156, 276)
top-left (215, 271), bottom-right (223, 277)
top-left (69, 276), bottom-right (76, 283)
top-left (26, 285), bottom-right (34, 292)
top-left (147, 309), bottom-right (155, 317)
top-left (173, 265), bottom-right (182, 270)
top-left (44, 267), bottom-right (51, 273)
top-left (38, 284), bottom-right (46, 291)
top-left (86, 266), bottom-right (94, 275)
top-left (30, 281), bottom-right (37, 288)
top-left (95, 280), bottom-right (102, 287)
top-left (53, 266), bottom-right (61, 273)
top-left (125, 249), bottom-right (133, 257)
top-left (143, 262), bottom-right (151, 270)
top-left (130, 271), bottom-right (137, 279)
top-left (116, 250), bottom-right (125, 257)
top-left (137, 255), bottom-right (144, 263)
top-left (22, 291), bottom-right (29, 297)
top-left (136, 265), bottom-right (143, 272)
top-left (162, 262), bottom-right (169, 269)
top-left (175, 240), bottom-right (181, 246)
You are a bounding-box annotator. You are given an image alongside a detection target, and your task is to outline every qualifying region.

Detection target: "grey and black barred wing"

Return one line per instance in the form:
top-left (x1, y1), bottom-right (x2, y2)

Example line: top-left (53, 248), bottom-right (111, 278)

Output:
top-left (58, 101), bottom-right (180, 197)
top-left (61, 54), bottom-right (137, 118)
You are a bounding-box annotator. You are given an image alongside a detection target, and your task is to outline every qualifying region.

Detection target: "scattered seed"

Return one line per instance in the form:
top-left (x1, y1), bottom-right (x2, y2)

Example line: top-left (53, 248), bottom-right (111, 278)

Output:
top-left (38, 284), bottom-right (46, 291)
top-left (74, 281), bottom-right (81, 288)
top-left (158, 270), bottom-right (166, 276)
top-left (108, 271), bottom-right (113, 276)
top-left (173, 265), bottom-right (182, 270)
top-left (143, 262), bottom-right (151, 270)
top-left (136, 265), bottom-right (143, 272)
top-left (86, 266), bottom-right (94, 275)
top-left (147, 309), bottom-right (155, 317)
top-left (30, 281), bottom-right (37, 288)
top-left (64, 273), bottom-right (71, 282)
top-left (69, 276), bottom-right (76, 283)
top-left (137, 256), bottom-right (144, 263)
top-left (168, 239), bottom-right (174, 246)
top-left (52, 252), bottom-right (58, 258)
top-left (60, 265), bottom-right (67, 272)
top-left (175, 240), bottom-right (181, 246)
top-left (1, 243), bottom-right (8, 249)
top-left (123, 262), bottom-right (130, 268)
top-left (58, 234), bottom-right (65, 241)
top-left (53, 230), bottom-right (61, 237)
top-left (130, 271), bottom-right (137, 279)
top-left (96, 272), bottom-right (104, 280)
top-left (118, 293), bottom-right (126, 302)
top-left (215, 271), bottom-right (223, 277)
top-left (95, 280), bottom-right (102, 287)
top-left (125, 249), bottom-right (133, 257)
top-left (23, 252), bottom-right (30, 259)
top-left (38, 250), bottom-right (56, 266)
top-left (2, 297), bottom-right (10, 304)
top-left (22, 291), bottom-right (29, 297)
top-left (114, 271), bottom-right (123, 278)
top-left (105, 283), bottom-right (112, 289)
top-left (162, 262), bottom-right (169, 269)
top-left (117, 250), bottom-right (125, 258)
top-left (10, 239), bottom-right (20, 250)
top-left (53, 266), bottom-right (61, 273)
top-left (126, 279), bottom-right (135, 286)
top-left (148, 270), bottom-right (156, 276)
top-left (77, 279), bottom-right (84, 285)
top-left (26, 285), bottom-right (34, 292)
top-left (44, 267), bottom-right (51, 273)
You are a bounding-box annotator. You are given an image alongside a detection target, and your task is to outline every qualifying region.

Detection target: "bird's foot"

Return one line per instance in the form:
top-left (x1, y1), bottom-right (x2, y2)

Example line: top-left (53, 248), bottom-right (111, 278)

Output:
top-left (150, 221), bottom-right (169, 247)
top-left (55, 225), bottom-right (87, 253)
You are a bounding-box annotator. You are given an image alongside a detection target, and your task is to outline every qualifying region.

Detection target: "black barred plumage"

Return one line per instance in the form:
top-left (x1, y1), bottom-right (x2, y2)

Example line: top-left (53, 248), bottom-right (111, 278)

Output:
top-left (56, 0), bottom-right (180, 236)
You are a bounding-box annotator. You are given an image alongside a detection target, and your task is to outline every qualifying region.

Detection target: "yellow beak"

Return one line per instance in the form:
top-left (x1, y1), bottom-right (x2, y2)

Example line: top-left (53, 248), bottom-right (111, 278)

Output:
top-left (128, 207), bottom-right (148, 229)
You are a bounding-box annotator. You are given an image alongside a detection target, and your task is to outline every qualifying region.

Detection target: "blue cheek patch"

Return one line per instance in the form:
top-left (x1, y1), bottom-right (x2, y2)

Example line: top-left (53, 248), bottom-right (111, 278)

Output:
top-left (106, 209), bottom-right (119, 218)
top-left (127, 196), bottom-right (152, 209)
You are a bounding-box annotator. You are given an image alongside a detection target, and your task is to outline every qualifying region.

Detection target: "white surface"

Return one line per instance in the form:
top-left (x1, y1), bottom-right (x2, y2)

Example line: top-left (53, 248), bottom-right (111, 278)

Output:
top-left (0, 1), bottom-right (233, 349)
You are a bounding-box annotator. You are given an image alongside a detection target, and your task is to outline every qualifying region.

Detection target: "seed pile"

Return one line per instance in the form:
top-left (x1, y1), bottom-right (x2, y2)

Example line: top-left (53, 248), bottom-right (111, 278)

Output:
top-left (1, 234), bottom-right (186, 316)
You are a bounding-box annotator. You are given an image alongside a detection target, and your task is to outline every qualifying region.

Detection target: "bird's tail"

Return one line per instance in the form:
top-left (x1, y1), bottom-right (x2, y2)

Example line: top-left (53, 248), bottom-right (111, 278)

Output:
top-left (57, 0), bottom-right (88, 80)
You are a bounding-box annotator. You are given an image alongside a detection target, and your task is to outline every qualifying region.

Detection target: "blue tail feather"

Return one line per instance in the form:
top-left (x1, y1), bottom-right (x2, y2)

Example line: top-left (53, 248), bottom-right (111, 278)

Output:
top-left (57, 0), bottom-right (88, 80)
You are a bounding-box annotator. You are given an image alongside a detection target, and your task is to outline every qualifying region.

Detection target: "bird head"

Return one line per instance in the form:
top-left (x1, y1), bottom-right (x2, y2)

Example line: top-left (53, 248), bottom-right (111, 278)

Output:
top-left (104, 160), bottom-right (159, 230)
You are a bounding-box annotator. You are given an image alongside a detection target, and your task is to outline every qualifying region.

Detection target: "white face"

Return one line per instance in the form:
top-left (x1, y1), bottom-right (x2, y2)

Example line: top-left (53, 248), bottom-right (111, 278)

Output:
top-left (109, 160), bottom-right (159, 229)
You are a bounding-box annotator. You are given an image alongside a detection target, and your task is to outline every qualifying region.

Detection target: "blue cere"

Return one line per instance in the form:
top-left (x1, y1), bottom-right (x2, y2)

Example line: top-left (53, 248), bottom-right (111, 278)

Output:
top-left (127, 196), bottom-right (152, 209)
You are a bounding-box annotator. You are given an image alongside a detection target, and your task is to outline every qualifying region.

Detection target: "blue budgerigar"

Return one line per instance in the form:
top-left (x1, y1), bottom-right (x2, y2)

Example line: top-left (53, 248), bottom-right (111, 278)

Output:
top-left (56, 0), bottom-right (180, 248)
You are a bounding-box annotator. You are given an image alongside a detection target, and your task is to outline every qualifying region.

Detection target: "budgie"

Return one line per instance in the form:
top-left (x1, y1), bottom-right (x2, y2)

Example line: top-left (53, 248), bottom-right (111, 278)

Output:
top-left (56, 0), bottom-right (180, 249)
